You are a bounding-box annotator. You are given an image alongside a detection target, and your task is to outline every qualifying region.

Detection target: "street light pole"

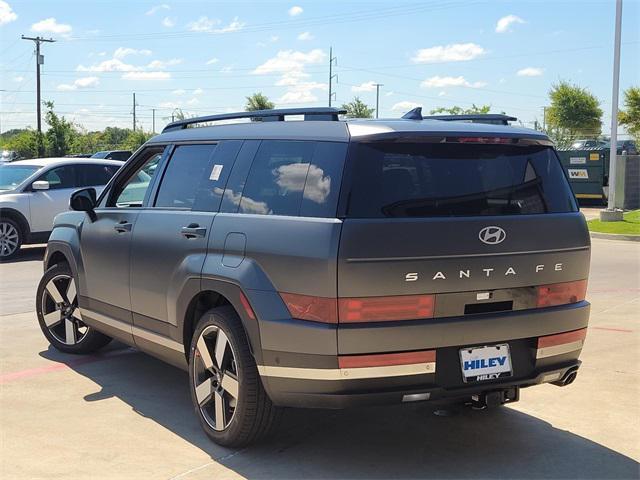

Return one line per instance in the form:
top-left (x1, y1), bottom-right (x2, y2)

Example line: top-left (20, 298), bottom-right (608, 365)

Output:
top-left (605, 0), bottom-right (623, 214)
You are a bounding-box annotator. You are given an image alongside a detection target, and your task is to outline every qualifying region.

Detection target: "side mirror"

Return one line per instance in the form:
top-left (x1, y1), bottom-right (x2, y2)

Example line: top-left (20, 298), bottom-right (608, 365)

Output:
top-left (70, 188), bottom-right (97, 220)
top-left (32, 180), bottom-right (50, 191)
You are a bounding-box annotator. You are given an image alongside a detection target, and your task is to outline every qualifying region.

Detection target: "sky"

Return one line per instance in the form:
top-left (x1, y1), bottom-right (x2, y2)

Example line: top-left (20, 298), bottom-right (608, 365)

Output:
top-left (0, 0), bottom-right (638, 135)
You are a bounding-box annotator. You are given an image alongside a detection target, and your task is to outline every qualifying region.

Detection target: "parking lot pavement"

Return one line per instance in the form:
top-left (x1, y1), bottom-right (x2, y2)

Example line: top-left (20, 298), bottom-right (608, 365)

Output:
top-left (1, 239), bottom-right (638, 480)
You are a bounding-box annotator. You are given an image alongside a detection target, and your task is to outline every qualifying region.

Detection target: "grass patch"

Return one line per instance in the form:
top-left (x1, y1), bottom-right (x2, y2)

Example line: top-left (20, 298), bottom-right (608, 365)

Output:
top-left (588, 210), bottom-right (640, 235)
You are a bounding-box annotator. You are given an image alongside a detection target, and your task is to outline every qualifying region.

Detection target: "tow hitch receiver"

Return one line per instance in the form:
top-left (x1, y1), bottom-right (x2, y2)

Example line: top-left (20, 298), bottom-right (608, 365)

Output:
top-left (471, 387), bottom-right (519, 409)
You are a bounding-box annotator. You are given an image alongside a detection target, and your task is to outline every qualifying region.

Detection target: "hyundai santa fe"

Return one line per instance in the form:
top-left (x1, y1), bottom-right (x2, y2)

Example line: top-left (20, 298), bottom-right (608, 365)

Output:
top-left (36, 107), bottom-right (590, 447)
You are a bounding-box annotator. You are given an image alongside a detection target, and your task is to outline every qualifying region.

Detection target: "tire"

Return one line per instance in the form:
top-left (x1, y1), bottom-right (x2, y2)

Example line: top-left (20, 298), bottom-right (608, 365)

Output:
top-left (36, 263), bottom-right (112, 354)
top-left (0, 217), bottom-right (23, 261)
top-left (188, 306), bottom-right (281, 447)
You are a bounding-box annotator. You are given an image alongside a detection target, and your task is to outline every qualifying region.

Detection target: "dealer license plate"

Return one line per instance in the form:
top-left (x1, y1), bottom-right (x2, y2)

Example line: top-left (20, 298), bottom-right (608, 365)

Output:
top-left (460, 344), bottom-right (512, 382)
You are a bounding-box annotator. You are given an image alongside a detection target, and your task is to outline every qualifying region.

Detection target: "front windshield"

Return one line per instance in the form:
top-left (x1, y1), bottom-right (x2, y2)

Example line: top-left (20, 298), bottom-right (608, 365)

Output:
top-left (0, 165), bottom-right (39, 190)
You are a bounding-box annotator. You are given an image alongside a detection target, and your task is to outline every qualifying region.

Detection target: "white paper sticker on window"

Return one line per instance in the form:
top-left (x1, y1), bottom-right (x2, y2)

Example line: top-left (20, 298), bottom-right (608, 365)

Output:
top-left (210, 164), bottom-right (223, 181)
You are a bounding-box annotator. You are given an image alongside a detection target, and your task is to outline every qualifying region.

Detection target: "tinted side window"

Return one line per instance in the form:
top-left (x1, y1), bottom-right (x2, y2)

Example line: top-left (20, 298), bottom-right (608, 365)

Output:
top-left (239, 141), bottom-right (317, 216)
top-left (154, 144), bottom-right (217, 210)
top-left (109, 151), bottom-right (163, 208)
top-left (78, 164), bottom-right (119, 187)
top-left (300, 142), bottom-right (347, 217)
top-left (39, 165), bottom-right (77, 190)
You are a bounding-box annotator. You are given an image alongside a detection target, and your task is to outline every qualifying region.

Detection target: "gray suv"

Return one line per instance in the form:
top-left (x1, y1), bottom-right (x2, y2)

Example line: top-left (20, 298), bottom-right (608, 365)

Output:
top-left (36, 107), bottom-right (591, 447)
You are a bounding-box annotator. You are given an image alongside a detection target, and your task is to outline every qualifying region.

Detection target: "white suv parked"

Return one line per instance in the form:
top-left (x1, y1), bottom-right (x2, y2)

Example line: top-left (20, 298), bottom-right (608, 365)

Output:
top-left (0, 158), bottom-right (122, 259)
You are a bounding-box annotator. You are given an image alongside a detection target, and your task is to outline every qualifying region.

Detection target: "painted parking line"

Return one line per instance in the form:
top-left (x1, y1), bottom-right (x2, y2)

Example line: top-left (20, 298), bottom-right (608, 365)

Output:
top-left (591, 326), bottom-right (634, 333)
top-left (0, 348), bottom-right (136, 384)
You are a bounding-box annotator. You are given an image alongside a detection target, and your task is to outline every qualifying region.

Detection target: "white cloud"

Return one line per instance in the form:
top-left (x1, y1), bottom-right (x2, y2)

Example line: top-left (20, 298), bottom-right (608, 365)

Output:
top-left (205, 57), bottom-right (219, 65)
top-left (31, 17), bottom-right (72, 35)
top-left (253, 49), bottom-right (325, 75)
top-left (516, 67), bottom-right (543, 77)
top-left (0, 1), bottom-right (17, 25)
top-left (253, 49), bottom-right (326, 105)
top-left (495, 14), bottom-right (524, 33)
top-left (438, 91), bottom-right (447, 97)
top-left (77, 58), bottom-right (140, 72)
top-left (385, 91), bottom-right (394, 97)
top-left (186, 97), bottom-right (199, 105)
top-left (114, 47), bottom-right (152, 59)
top-left (221, 65), bottom-right (233, 73)
top-left (193, 88), bottom-right (204, 95)
top-left (159, 101), bottom-right (181, 109)
top-left (391, 101), bottom-right (423, 112)
top-left (411, 43), bottom-right (485, 63)
top-left (351, 81), bottom-right (377, 93)
top-left (146, 4), bottom-right (169, 15)
top-left (288, 6), bottom-right (303, 16)
top-left (172, 89), bottom-right (186, 95)
top-left (187, 16), bottom-right (220, 32)
top-left (122, 71), bottom-right (171, 80)
top-left (187, 16), bottom-right (244, 33)
top-left (13, 75), bottom-right (23, 82)
top-left (214, 17), bottom-right (245, 33)
top-left (162, 17), bottom-right (175, 27)
top-left (270, 35), bottom-right (279, 42)
top-left (421, 75), bottom-right (487, 88)
top-left (297, 31), bottom-right (314, 41)
top-left (146, 58), bottom-right (182, 69)
top-left (57, 76), bottom-right (100, 91)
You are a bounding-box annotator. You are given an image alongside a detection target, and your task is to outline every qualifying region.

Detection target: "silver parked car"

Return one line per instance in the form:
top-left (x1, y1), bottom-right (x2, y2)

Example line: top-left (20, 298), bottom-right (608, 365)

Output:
top-left (0, 158), bottom-right (122, 259)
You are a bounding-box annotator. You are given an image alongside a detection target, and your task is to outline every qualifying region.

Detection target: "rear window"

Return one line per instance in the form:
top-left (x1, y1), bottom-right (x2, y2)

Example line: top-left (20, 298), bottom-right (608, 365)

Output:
top-left (347, 142), bottom-right (577, 218)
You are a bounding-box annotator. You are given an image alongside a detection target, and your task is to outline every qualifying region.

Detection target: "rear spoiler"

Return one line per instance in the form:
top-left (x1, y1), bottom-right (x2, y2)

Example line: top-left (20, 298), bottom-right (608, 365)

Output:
top-left (402, 107), bottom-right (516, 125)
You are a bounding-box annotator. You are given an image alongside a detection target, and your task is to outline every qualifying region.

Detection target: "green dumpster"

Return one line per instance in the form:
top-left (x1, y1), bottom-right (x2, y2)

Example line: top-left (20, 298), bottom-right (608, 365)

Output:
top-left (557, 147), bottom-right (609, 203)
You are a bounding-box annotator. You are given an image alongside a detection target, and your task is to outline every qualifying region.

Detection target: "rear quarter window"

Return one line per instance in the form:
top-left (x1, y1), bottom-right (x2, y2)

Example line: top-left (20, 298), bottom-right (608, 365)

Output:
top-left (346, 142), bottom-right (577, 218)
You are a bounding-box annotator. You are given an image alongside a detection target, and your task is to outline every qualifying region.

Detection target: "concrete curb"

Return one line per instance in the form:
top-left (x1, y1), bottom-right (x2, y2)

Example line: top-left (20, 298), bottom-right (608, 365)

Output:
top-left (590, 231), bottom-right (640, 242)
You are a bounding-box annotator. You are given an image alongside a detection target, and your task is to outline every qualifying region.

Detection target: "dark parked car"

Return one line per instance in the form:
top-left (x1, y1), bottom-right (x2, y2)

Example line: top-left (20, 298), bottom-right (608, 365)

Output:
top-left (569, 139), bottom-right (607, 150)
top-left (604, 140), bottom-right (638, 155)
top-left (37, 107), bottom-right (591, 447)
top-left (90, 150), bottom-right (132, 161)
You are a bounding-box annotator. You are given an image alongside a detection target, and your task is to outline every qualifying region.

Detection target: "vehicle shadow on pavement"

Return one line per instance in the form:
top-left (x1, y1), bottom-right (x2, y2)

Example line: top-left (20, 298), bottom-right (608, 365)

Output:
top-left (40, 344), bottom-right (639, 480)
top-left (2, 245), bottom-right (45, 263)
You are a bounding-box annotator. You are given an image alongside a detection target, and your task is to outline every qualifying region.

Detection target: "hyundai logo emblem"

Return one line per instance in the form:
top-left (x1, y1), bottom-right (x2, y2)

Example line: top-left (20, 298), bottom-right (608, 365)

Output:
top-left (479, 226), bottom-right (506, 245)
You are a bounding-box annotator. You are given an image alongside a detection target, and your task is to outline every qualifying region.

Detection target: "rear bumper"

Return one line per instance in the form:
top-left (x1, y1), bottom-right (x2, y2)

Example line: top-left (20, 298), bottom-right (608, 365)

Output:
top-left (258, 301), bottom-right (590, 408)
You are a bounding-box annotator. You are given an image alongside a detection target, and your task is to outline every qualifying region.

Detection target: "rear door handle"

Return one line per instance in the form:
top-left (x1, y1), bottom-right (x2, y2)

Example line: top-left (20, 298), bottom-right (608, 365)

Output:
top-left (114, 221), bottom-right (132, 233)
top-left (181, 224), bottom-right (207, 239)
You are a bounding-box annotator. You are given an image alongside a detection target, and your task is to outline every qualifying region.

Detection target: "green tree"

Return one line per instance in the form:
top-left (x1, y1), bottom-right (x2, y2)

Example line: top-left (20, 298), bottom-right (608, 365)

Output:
top-left (429, 104), bottom-right (491, 115)
top-left (0, 129), bottom-right (41, 158)
top-left (121, 130), bottom-right (153, 151)
top-left (43, 101), bottom-right (76, 157)
top-left (245, 92), bottom-right (275, 111)
top-left (546, 81), bottom-right (603, 148)
top-left (341, 97), bottom-right (374, 118)
top-left (618, 86), bottom-right (640, 142)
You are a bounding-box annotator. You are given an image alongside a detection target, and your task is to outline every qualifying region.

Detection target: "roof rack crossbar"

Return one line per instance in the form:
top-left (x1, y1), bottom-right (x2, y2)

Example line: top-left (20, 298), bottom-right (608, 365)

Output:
top-left (401, 108), bottom-right (517, 125)
top-left (162, 107), bottom-right (347, 133)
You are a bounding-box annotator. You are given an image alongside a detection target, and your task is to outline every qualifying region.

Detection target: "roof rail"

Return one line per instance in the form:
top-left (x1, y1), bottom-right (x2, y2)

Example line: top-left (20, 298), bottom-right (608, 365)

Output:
top-left (162, 107), bottom-right (347, 133)
top-left (401, 107), bottom-right (517, 125)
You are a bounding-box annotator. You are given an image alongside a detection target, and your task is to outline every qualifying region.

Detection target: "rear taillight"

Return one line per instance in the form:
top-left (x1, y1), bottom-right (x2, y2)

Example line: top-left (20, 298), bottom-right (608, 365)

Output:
top-left (279, 292), bottom-right (338, 324)
top-left (338, 294), bottom-right (435, 323)
top-left (536, 280), bottom-right (587, 308)
top-left (279, 293), bottom-right (435, 324)
top-left (455, 137), bottom-right (515, 144)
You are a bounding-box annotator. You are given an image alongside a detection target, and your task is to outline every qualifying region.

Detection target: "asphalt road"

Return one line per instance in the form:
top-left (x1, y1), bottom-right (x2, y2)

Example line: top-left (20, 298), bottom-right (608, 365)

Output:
top-left (0, 238), bottom-right (638, 479)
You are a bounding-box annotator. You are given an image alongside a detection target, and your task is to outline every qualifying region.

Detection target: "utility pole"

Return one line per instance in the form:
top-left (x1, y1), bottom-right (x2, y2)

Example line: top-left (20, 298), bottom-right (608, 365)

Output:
top-left (21, 35), bottom-right (55, 154)
top-left (152, 108), bottom-right (156, 133)
top-left (132, 93), bottom-right (137, 131)
top-left (328, 47), bottom-right (337, 107)
top-left (374, 83), bottom-right (384, 118)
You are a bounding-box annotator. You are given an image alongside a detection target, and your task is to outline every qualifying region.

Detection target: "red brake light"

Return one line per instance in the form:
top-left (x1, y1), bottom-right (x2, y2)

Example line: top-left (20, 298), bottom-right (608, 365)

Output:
top-left (536, 280), bottom-right (587, 308)
top-left (279, 292), bottom-right (338, 324)
top-left (338, 295), bottom-right (435, 323)
top-left (456, 137), bottom-right (514, 144)
top-left (537, 328), bottom-right (587, 349)
top-left (338, 350), bottom-right (436, 369)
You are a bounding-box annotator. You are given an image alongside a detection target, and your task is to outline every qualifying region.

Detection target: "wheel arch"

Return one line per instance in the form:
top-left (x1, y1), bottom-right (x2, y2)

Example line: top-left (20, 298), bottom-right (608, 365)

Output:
top-left (44, 241), bottom-right (79, 282)
top-left (180, 279), bottom-right (263, 365)
top-left (0, 207), bottom-right (30, 238)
